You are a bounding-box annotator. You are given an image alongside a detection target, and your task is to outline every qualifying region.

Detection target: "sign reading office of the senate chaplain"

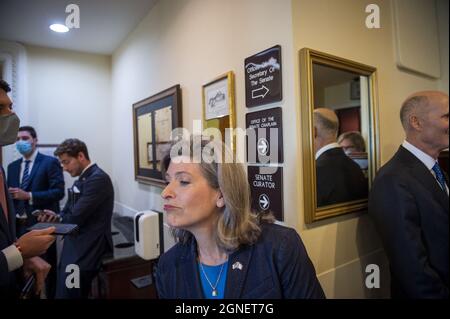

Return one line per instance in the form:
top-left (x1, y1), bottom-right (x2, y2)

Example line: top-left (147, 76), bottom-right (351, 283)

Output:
top-left (248, 165), bottom-right (283, 221)
top-left (246, 107), bottom-right (283, 164)
top-left (244, 45), bottom-right (282, 108)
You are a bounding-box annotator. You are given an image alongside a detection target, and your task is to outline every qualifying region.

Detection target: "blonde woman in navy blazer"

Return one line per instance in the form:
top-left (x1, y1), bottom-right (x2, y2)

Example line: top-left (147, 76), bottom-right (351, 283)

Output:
top-left (156, 138), bottom-right (324, 299)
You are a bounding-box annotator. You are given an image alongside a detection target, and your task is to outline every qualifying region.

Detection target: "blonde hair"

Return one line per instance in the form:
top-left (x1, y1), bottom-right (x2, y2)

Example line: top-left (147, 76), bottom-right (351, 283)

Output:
top-left (337, 131), bottom-right (366, 152)
top-left (161, 137), bottom-right (274, 252)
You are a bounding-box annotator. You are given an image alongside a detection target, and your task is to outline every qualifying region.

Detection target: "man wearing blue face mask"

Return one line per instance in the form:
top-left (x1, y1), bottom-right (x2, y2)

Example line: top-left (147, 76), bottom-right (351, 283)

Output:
top-left (7, 126), bottom-right (64, 235)
top-left (7, 126), bottom-right (64, 298)
top-left (1, 79), bottom-right (56, 298)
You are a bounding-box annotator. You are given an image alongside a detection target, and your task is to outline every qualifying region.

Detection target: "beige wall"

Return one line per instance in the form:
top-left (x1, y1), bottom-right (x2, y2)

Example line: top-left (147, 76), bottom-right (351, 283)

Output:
top-left (437, 0), bottom-right (449, 93)
top-left (110, 0), bottom-right (446, 298)
top-left (25, 45), bottom-right (112, 174)
top-left (1, 0), bottom-right (445, 299)
top-left (110, 0), bottom-right (296, 225)
top-left (8, 0), bottom-right (431, 299)
top-left (292, 0), bottom-right (444, 298)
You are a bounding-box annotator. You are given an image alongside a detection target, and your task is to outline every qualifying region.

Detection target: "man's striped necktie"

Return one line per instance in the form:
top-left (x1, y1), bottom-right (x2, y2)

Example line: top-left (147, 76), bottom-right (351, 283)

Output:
top-left (432, 163), bottom-right (448, 196)
top-left (17, 160), bottom-right (31, 217)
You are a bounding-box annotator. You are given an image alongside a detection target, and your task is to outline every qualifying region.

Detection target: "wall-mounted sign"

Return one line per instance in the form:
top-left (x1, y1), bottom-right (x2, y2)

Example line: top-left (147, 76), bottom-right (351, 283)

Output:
top-left (246, 107), bottom-right (283, 164)
top-left (248, 165), bottom-right (283, 221)
top-left (244, 45), bottom-right (282, 108)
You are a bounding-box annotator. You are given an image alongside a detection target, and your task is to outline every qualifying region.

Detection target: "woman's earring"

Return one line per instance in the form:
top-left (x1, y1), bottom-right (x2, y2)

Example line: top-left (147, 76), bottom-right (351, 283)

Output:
top-left (217, 196), bottom-right (225, 208)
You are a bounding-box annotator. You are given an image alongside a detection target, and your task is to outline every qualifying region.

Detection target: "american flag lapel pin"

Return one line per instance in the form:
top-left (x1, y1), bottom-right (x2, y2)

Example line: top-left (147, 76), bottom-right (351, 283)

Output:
top-left (232, 261), bottom-right (243, 270)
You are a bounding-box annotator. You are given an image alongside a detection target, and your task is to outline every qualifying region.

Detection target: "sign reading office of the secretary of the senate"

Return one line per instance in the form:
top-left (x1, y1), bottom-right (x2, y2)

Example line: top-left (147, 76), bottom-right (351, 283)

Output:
top-left (244, 45), bottom-right (282, 108)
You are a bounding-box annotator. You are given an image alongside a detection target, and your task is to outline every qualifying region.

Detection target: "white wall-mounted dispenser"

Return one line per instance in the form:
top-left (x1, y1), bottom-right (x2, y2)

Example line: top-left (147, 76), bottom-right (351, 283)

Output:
top-left (134, 210), bottom-right (160, 260)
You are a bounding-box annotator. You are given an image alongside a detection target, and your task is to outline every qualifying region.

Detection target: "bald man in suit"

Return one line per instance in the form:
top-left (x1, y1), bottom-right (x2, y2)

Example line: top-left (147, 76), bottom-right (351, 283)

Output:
top-left (369, 91), bottom-right (449, 298)
top-left (313, 108), bottom-right (368, 207)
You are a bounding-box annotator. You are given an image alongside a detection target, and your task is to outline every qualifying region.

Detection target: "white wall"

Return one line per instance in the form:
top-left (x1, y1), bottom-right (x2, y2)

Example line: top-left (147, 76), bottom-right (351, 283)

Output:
top-left (25, 45), bottom-right (112, 174)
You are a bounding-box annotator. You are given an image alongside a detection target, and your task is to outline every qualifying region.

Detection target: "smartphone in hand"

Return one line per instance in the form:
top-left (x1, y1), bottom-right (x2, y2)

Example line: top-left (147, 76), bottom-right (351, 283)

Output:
top-left (27, 222), bottom-right (79, 236)
top-left (31, 210), bottom-right (44, 217)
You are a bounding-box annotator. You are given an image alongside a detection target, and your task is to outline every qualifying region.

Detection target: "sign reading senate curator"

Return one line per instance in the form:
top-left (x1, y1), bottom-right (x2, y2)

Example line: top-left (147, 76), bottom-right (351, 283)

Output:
top-left (245, 45), bottom-right (282, 108)
top-left (248, 166), bottom-right (283, 221)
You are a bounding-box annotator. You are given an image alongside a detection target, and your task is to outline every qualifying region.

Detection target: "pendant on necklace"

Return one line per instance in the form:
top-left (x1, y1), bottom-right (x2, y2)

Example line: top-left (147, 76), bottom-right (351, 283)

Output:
top-left (212, 289), bottom-right (218, 297)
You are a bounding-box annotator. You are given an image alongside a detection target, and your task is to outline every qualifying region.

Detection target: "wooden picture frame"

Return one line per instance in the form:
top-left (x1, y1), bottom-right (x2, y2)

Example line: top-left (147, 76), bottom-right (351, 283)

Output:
top-left (202, 71), bottom-right (236, 154)
top-left (133, 85), bottom-right (182, 187)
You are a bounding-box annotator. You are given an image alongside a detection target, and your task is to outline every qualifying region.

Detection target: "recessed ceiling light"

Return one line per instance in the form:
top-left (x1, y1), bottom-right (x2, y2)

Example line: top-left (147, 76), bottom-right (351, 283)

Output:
top-left (49, 24), bottom-right (69, 33)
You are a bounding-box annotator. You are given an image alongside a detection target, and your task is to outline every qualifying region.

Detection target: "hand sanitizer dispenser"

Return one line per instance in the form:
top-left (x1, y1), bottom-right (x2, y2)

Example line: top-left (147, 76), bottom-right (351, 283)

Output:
top-left (134, 211), bottom-right (160, 260)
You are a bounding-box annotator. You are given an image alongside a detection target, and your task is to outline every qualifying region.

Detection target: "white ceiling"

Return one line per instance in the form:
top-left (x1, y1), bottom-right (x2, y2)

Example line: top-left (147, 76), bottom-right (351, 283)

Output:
top-left (0, 0), bottom-right (158, 54)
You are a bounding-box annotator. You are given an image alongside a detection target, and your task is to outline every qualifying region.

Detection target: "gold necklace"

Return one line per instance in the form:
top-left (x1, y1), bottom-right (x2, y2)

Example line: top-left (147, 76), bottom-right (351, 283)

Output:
top-left (198, 260), bottom-right (225, 297)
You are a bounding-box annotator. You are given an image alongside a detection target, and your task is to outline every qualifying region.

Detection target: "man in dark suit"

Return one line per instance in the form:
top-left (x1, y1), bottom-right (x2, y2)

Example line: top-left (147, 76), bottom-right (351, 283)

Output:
top-left (1, 79), bottom-right (55, 298)
top-left (7, 126), bottom-right (64, 298)
top-left (313, 108), bottom-right (368, 206)
top-left (369, 91), bottom-right (449, 298)
top-left (38, 138), bottom-right (114, 298)
top-left (7, 126), bottom-right (64, 234)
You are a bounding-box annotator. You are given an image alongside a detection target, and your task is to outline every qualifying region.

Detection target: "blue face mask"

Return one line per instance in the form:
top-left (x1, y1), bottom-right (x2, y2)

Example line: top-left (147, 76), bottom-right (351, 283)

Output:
top-left (16, 140), bottom-right (33, 156)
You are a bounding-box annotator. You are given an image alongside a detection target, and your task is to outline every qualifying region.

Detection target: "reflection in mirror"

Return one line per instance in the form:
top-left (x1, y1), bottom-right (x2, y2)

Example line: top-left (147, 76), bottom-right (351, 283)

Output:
top-left (312, 64), bottom-right (369, 207)
top-left (299, 48), bottom-right (379, 223)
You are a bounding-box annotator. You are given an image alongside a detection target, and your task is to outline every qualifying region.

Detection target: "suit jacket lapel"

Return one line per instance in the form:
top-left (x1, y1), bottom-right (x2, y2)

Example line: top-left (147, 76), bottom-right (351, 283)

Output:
top-left (182, 238), bottom-right (204, 298)
top-left (0, 169), bottom-right (15, 242)
top-left (75, 165), bottom-right (97, 196)
top-left (7, 189), bottom-right (15, 240)
top-left (224, 245), bottom-right (253, 298)
top-left (410, 162), bottom-right (449, 211)
top-left (10, 159), bottom-right (21, 187)
top-left (79, 164), bottom-right (97, 182)
top-left (399, 146), bottom-right (448, 211)
top-left (0, 206), bottom-right (10, 241)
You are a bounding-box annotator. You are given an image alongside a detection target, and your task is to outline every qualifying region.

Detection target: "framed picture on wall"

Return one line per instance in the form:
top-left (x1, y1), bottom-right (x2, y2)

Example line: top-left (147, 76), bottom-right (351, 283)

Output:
top-left (133, 84), bottom-right (182, 187)
top-left (202, 71), bottom-right (236, 154)
top-left (37, 144), bottom-right (59, 158)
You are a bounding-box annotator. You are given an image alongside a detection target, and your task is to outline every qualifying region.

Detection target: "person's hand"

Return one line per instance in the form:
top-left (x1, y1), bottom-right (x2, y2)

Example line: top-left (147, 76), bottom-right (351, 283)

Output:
top-left (8, 187), bottom-right (31, 200)
top-left (16, 227), bottom-right (56, 259)
top-left (23, 256), bottom-right (51, 295)
top-left (37, 209), bottom-right (61, 223)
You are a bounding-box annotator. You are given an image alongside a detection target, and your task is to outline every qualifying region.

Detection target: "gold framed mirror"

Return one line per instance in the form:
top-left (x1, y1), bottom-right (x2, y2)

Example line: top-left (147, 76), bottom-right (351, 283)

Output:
top-left (299, 48), bottom-right (380, 224)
